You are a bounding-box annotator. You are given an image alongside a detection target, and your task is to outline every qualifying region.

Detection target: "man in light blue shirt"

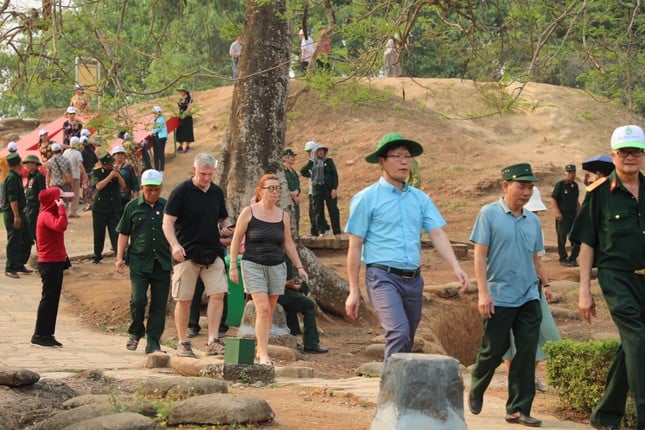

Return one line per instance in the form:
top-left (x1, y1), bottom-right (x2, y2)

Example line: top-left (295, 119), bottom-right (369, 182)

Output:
top-left (468, 163), bottom-right (548, 427)
top-left (151, 106), bottom-right (168, 173)
top-left (345, 132), bottom-right (468, 367)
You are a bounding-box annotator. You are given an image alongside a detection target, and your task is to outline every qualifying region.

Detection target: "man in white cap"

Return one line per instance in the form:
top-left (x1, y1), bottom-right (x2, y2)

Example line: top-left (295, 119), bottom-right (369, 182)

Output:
top-left (571, 125), bottom-right (645, 430)
top-left (70, 83), bottom-right (89, 113)
top-left (7, 141), bottom-right (17, 153)
top-left (63, 137), bottom-right (87, 217)
top-left (151, 106), bottom-right (168, 173)
top-left (300, 141), bottom-right (329, 238)
top-left (116, 169), bottom-right (171, 354)
top-left (46, 142), bottom-right (73, 191)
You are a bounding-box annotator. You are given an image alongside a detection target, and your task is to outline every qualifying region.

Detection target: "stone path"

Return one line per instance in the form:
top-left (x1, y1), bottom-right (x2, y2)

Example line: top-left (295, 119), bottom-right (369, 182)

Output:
top-left (0, 273), bottom-right (588, 429)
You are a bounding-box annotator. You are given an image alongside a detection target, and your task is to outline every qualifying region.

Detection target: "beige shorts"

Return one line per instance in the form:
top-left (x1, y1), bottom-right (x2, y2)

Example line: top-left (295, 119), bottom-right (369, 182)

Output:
top-left (171, 257), bottom-right (228, 301)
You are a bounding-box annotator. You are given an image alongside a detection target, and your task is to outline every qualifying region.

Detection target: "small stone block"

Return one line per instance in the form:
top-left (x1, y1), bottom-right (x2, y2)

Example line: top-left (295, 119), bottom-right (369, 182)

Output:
top-left (224, 337), bottom-right (256, 365)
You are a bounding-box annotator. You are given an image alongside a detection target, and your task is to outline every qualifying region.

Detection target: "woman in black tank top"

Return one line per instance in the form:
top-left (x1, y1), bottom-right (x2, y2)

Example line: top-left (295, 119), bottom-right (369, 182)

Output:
top-left (229, 174), bottom-right (309, 365)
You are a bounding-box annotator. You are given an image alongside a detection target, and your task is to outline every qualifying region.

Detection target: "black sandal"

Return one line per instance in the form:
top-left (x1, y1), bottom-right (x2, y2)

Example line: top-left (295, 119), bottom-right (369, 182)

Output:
top-left (126, 336), bottom-right (139, 351)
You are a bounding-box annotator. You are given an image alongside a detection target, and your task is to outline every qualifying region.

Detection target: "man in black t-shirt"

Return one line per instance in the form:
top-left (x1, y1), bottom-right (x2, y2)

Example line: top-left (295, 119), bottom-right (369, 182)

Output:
top-left (162, 153), bottom-right (234, 358)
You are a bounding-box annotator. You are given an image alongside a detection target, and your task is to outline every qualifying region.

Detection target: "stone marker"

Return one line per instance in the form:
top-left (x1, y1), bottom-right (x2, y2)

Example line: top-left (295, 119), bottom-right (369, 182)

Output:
top-left (372, 353), bottom-right (466, 430)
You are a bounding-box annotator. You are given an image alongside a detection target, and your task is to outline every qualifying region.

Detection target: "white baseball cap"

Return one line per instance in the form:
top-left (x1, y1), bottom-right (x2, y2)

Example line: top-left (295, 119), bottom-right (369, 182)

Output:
top-left (611, 125), bottom-right (645, 150)
top-left (39, 129), bottom-right (48, 136)
top-left (7, 141), bottom-right (17, 152)
top-left (303, 140), bottom-right (318, 152)
top-left (81, 128), bottom-right (91, 137)
top-left (66, 106), bottom-right (77, 115)
top-left (80, 136), bottom-right (89, 144)
top-left (141, 169), bottom-right (163, 186)
top-left (524, 186), bottom-right (547, 212)
top-left (69, 136), bottom-right (81, 149)
top-left (152, 106), bottom-right (162, 113)
top-left (111, 145), bottom-right (126, 155)
top-left (51, 142), bottom-right (62, 152)
top-left (74, 83), bottom-right (83, 90)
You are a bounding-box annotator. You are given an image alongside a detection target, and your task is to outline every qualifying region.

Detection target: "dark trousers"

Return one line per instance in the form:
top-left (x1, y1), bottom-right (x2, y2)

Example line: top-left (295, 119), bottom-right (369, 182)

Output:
top-left (556, 216), bottom-right (580, 262)
top-left (34, 262), bottom-right (65, 337)
top-left (591, 269), bottom-right (645, 428)
top-left (470, 300), bottom-right (542, 415)
top-left (152, 136), bottom-right (167, 172)
top-left (278, 289), bottom-right (320, 349)
top-left (25, 204), bottom-right (38, 245)
top-left (189, 277), bottom-right (228, 334)
top-left (312, 188), bottom-right (340, 235)
top-left (4, 212), bottom-right (31, 272)
top-left (92, 211), bottom-right (119, 259)
top-left (141, 141), bottom-right (152, 171)
top-left (128, 261), bottom-right (170, 353)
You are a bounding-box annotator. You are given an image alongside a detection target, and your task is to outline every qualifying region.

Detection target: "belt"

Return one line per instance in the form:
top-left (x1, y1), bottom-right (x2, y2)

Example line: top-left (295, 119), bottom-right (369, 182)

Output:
top-left (635, 269), bottom-right (645, 275)
top-left (366, 263), bottom-right (420, 279)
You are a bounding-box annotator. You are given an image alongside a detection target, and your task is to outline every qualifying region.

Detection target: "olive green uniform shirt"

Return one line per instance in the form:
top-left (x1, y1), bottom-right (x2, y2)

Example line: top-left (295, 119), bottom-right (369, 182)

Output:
top-left (92, 167), bottom-right (122, 214)
top-left (2, 170), bottom-right (26, 213)
top-left (284, 166), bottom-right (300, 196)
top-left (116, 196), bottom-right (171, 273)
top-left (570, 171), bottom-right (645, 271)
top-left (551, 179), bottom-right (579, 217)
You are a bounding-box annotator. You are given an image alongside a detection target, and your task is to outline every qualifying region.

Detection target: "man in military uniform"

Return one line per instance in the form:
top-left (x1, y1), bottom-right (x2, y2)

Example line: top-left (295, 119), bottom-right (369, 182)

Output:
top-left (91, 151), bottom-right (124, 264)
top-left (111, 145), bottom-right (140, 218)
top-left (3, 153), bottom-right (33, 278)
top-left (551, 164), bottom-right (580, 266)
top-left (283, 148), bottom-right (301, 237)
top-left (24, 155), bottom-right (46, 243)
top-left (571, 125), bottom-right (645, 430)
top-left (279, 258), bottom-right (328, 354)
top-left (115, 169), bottom-right (170, 354)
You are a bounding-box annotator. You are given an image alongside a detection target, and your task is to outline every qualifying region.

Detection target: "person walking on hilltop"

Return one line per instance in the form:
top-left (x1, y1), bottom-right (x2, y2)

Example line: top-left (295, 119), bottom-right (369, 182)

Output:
top-left (31, 187), bottom-right (68, 348)
top-left (300, 143), bottom-right (341, 238)
top-left (570, 125), bottom-right (645, 430)
top-left (176, 85), bottom-right (194, 154)
top-left (229, 174), bottom-right (309, 365)
top-left (151, 106), bottom-right (168, 173)
top-left (162, 153), bottom-right (234, 358)
top-left (468, 163), bottom-right (547, 427)
top-left (3, 153), bottom-right (33, 278)
top-left (551, 164), bottom-right (580, 267)
top-left (23, 155), bottom-right (46, 244)
top-left (344, 133), bottom-right (468, 368)
top-left (116, 169), bottom-right (170, 354)
top-left (283, 148), bottom-right (301, 237)
top-left (91, 151), bottom-right (124, 264)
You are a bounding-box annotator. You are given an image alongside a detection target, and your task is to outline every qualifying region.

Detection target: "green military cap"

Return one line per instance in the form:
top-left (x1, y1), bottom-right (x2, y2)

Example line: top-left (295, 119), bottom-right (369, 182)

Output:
top-left (98, 150), bottom-right (113, 164)
top-left (565, 164), bottom-right (576, 172)
top-left (501, 163), bottom-right (539, 182)
top-left (23, 155), bottom-right (42, 165)
top-left (365, 132), bottom-right (423, 164)
top-left (6, 152), bottom-right (21, 167)
top-left (283, 148), bottom-right (297, 157)
top-left (176, 84), bottom-right (190, 93)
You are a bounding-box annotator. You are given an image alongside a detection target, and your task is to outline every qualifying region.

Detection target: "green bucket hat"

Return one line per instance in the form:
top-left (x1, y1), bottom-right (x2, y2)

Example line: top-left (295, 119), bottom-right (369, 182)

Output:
top-left (501, 163), bottom-right (539, 182)
top-left (365, 132), bottom-right (423, 164)
top-left (23, 155), bottom-right (42, 165)
top-left (176, 84), bottom-right (190, 93)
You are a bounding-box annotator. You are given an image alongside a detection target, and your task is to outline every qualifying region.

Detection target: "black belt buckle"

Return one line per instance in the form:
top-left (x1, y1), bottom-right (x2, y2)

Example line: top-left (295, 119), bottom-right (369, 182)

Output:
top-left (399, 269), bottom-right (418, 279)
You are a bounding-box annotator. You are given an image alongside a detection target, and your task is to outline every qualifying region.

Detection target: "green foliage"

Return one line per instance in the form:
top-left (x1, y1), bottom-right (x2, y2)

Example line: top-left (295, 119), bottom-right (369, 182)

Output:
top-left (151, 398), bottom-right (174, 427)
top-left (543, 339), bottom-right (636, 427)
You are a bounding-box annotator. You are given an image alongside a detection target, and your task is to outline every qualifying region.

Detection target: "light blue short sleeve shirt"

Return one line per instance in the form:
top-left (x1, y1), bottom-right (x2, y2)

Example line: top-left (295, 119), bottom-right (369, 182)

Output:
top-left (469, 198), bottom-right (544, 307)
top-left (345, 177), bottom-right (446, 270)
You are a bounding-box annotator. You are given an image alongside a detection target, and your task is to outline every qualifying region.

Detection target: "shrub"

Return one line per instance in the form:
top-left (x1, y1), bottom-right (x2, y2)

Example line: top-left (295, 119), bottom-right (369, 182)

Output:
top-left (543, 339), bottom-right (636, 427)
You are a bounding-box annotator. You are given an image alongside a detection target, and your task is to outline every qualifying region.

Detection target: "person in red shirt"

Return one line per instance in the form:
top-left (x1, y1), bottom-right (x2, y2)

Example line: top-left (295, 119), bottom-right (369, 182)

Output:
top-left (31, 187), bottom-right (68, 348)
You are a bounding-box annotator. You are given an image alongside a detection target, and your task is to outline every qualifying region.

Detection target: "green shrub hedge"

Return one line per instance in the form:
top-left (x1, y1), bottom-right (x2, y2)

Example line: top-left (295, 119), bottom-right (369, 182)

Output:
top-left (543, 339), bottom-right (636, 428)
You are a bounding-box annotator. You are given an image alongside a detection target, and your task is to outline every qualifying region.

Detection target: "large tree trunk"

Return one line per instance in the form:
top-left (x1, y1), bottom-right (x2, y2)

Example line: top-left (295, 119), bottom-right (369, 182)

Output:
top-left (219, 0), bottom-right (291, 216)
top-left (218, 0), bottom-right (374, 322)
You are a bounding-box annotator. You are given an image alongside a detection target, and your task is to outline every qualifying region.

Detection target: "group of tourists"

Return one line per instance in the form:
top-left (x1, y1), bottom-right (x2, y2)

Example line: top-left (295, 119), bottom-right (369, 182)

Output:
top-left (3, 106), bottom-right (643, 428)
